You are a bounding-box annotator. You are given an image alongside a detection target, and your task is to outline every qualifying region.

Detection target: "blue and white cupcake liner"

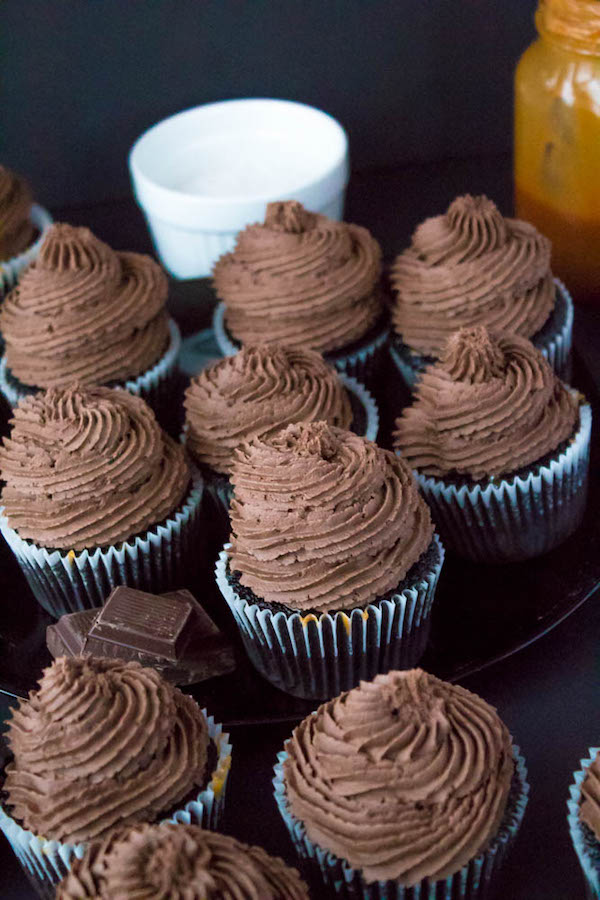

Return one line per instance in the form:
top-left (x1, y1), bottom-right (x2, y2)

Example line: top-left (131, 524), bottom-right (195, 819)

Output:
top-left (211, 302), bottom-right (244, 358)
top-left (567, 747), bottom-right (600, 899)
top-left (533, 278), bottom-right (573, 382)
top-left (389, 278), bottom-right (574, 392)
top-left (343, 372), bottom-right (380, 443)
top-left (0, 712), bottom-right (231, 899)
top-left (203, 471), bottom-right (235, 537)
top-left (0, 204), bottom-right (53, 300)
top-left (0, 317), bottom-right (182, 431)
top-left (0, 476), bottom-right (204, 618)
top-left (409, 399), bottom-right (591, 564)
top-left (215, 535), bottom-right (444, 700)
top-left (273, 744), bottom-right (529, 900)
top-left (388, 340), bottom-right (425, 394)
top-left (212, 301), bottom-right (389, 389)
top-left (123, 317), bottom-right (182, 428)
top-left (326, 322), bottom-right (390, 388)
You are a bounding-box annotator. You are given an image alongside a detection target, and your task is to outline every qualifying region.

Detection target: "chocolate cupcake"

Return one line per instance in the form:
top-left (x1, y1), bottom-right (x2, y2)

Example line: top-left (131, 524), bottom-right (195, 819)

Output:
top-left (394, 326), bottom-right (590, 563)
top-left (56, 823), bottom-right (308, 899)
top-left (212, 200), bottom-right (389, 386)
top-left (184, 343), bottom-right (378, 530)
top-left (274, 668), bottom-right (529, 899)
top-left (0, 657), bottom-right (232, 898)
top-left (390, 195), bottom-right (572, 387)
top-left (568, 748), bottom-right (600, 898)
top-left (215, 421), bottom-right (444, 699)
top-left (0, 385), bottom-right (204, 616)
top-left (0, 223), bottom-right (180, 426)
top-left (0, 165), bottom-right (52, 299)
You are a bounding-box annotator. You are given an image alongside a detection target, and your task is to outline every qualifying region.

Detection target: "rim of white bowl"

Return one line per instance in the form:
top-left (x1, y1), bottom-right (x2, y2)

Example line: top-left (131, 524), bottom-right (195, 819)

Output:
top-left (129, 97), bottom-right (349, 217)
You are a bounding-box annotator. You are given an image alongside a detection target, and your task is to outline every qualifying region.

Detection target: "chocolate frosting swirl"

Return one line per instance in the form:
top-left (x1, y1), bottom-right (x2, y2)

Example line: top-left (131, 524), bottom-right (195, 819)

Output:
top-left (283, 668), bottom-right (514, 885)
top-left (394, 326), bottom-right (579, 480)
top-left (0, 385), bottom-right (189, 550)
top-left (4, 658), bottom-right (209, 843)
top-left (0, 165), bottom-right (35, 261)
top-left (391, 195), bottom-right (555, 357)
top-left (0, 223), bottom-right (170, 388)
top-left (580, 751), bottom-right (600, 842)
top-left (184, 344), bottom-right (352, 474)
top-left (229, 421), bottom-right (433, 613)
top-left (213, 200), bottom-right (383, 354)
top-left (56, 824), bottom-right (309, 899)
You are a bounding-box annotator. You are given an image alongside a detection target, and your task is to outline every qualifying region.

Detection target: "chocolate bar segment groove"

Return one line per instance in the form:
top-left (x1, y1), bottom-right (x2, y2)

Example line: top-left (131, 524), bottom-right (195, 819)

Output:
top-left (46, 587), bottom-right (235, 686)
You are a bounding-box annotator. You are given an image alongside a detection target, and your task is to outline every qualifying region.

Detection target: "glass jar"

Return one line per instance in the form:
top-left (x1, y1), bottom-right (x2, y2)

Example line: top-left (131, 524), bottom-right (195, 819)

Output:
top-left (514, 0), bottom-right (600, 304)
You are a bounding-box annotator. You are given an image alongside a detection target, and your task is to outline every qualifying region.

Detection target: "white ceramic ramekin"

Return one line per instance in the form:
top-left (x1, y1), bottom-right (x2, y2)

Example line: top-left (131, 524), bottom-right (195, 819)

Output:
top-left (129, 98), bottom-right (349, 278)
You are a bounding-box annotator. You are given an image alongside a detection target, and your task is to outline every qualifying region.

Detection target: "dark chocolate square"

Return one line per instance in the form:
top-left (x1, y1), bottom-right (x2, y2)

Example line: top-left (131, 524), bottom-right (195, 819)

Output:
top-left (88, 586), bottom-right (193, 663)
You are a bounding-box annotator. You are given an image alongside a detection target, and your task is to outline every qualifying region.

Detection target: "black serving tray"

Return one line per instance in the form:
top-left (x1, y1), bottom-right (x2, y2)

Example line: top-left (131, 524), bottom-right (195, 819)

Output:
top-left (0, 331), bottom-right (598, 727)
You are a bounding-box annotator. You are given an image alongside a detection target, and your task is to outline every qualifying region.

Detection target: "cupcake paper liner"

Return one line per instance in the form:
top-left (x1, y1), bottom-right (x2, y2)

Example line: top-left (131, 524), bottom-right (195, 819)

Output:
top-left (183, 372), bottom-right (379, 538)
top-left (342, 372), bottom-right (379, 443)
top-left (326, 321), bottom-right (390, 389)
top-left (202, 469), bottom-right (234, 540)
top-left (0, 317), bottom-right (182, 431)
top-left (211, 302), bottom-right (241, 358)
top-left (567, 747), bottom-right (600, 899)
top-left (533, 278), bottom-right (573, 382)
top-left (389, 278), bottom-right (574, 392)
top-left (0, 476), bottom-right (204, 618)
top-left (212, 301), bottom-right (389, 390)
top-left (273, 744), bottom-right (529, 900)
top-left (215, 535), bottom-right (444, 700)
top-left (123, 317), bottom-right (182, 428)
top-left (0, 712), bottom-right (232, 900)
top-left (410, 400), bottom-right (591, 564)
top-left (0, 204), bottom-right (53, 300)
top-left (388, 340), bottom-right (426, 394)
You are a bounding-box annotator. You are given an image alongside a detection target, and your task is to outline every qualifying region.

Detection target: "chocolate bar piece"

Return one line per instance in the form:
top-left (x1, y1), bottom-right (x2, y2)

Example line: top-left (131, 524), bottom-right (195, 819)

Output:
top-left (46, 587), bottom-right (235, 686)
top-left (46, 609), bottom-right (96, 660)
top-left (88, 587), bottom-right (193, 663)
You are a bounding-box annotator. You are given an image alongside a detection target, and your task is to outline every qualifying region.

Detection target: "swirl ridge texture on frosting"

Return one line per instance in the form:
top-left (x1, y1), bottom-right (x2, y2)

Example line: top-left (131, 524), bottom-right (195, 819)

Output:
top-left (394, 326), bottom-right (579, 480)
top-left (0, 223), bottom-right (170, 388)
top-left (580, 751), bottom-right (600, 842)
top-left (55, 823), bottom-right (310, 899)
top-left (229, 421), bottom-right (433, 612)
top-left (213, 200), bottom-right (383, 354)
top-left (390, 194), bottom-right (555, 357)
top-left (3, 657), bottom-right (209, 843)
top-left (0, 385), bottom-right (189, 550)
top-left (0, 165), bottom-right (35, 261)
top-left (184, 343), bottom-right (352, 474)
top-left (283, 668), bottom-right (514, 885)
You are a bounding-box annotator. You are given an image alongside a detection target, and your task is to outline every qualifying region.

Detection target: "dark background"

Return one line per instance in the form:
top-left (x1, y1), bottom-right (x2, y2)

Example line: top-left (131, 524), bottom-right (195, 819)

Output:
top-left (3, 3), bottom-right (600, 900)
top-left (2, 0), bottom-right (536, 212)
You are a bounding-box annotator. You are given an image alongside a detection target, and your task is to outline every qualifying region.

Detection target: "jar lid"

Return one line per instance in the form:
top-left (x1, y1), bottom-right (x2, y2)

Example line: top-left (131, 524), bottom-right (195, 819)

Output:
top-left (537, 0), bottom-right (600, 54)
